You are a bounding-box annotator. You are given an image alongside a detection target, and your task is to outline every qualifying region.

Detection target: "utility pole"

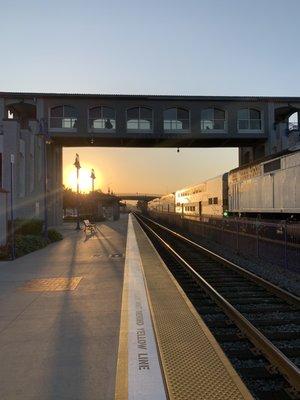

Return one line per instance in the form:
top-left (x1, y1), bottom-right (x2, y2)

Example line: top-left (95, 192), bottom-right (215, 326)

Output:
top-left (74, 153), bottom-right (81, 230)
top-left (90, 168), bottom-right (96, 192)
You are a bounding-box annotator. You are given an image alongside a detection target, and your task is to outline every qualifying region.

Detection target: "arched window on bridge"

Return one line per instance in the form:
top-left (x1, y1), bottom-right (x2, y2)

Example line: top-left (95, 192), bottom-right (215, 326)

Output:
top-left (201, 108), bottom-right (227, 131)
top-left (164, 108), bottom-right (190, 131)
top-left (288, 111), bottom-right (299, 132)
top-left (49, 105), bottom-right (78, 129)
top-left (238, 108), bottom-right (262, 131)
top-left (89, 106), bottom-right (116, 130)
top-left (127, 107), bottom-right (153, 130)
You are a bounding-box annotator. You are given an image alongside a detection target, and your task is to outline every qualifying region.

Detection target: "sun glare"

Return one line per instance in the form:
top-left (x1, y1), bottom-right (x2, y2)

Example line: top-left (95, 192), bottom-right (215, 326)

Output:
top-left (64, 165), bottom-right (101, 192)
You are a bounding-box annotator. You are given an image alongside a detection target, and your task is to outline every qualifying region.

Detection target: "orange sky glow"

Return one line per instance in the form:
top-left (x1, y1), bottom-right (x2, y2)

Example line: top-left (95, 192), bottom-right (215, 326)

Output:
top-left (63, 147), bottom-right (238, 195)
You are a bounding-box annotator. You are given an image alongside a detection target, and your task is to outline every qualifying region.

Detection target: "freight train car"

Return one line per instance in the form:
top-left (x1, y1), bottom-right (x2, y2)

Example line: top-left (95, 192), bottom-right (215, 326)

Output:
top-left (175, 174), bottom-right (228, 217)
top-left (228, 151), bottom-right (300, 218)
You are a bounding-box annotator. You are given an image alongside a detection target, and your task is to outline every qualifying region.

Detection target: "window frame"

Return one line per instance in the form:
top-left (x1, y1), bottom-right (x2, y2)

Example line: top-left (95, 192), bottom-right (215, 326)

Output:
top-left (237, 108), bottom-right (263, 133)
top-left (48, 105), bottom-right (78, 132)
top-left (200, 108), bottom-right (227, 133)
top-left (163, 107), bottom-right (191, 133)
top-left (88, 105), bottom-right (116, 132)
top-left (263, 158), bottom-right (281, 174)
top-left (126, 106), bottom-right (153, 132)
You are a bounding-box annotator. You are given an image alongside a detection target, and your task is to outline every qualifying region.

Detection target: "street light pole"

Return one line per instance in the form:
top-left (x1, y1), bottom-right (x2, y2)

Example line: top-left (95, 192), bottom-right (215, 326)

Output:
top-left (74, 153), bottom-right (81, 230)
top-left (90, 168), bottom-right (96, 192)
top-left (10, 154), bottom-right (15, 260)
top-left (43, 135), bottom-right (48, 239)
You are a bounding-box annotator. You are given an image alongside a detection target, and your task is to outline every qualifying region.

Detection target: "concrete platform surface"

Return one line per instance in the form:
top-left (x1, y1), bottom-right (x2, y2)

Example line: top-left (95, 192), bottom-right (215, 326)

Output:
top-left (115, 214), bottom-right (253, 400)
top-left (0, 216), bottom-right (128, 400)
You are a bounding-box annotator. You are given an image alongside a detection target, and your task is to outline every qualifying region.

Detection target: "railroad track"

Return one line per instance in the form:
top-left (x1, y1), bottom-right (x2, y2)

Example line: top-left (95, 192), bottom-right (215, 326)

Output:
top-left (134, 213), bottom-right (300, 400)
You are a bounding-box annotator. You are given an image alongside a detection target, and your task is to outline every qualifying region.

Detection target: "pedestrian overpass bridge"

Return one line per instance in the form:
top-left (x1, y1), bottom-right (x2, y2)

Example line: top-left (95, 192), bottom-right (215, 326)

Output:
top-left (1, 91), bottom-right (299, 226)
top-left (116, 193), bottom-right (161, 201)
top-left (4, 91), bottom-right (299, 148)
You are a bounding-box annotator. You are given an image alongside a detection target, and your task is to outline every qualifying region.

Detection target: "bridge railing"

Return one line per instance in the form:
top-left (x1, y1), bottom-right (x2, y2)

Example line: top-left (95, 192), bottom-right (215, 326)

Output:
top-left (287, 122), bottom-right (299, 133)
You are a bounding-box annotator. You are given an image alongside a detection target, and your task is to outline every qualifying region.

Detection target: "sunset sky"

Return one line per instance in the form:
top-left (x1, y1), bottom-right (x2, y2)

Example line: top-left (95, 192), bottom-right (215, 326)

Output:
top-left (63, 147), bottom-right (238, 194)
top-left (1, 0), bottom-right (300, 194)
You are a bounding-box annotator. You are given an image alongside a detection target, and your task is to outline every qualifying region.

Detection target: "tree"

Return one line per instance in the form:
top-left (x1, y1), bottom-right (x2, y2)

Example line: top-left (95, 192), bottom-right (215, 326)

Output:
top-left (63, 187), bottom-right (77, 210)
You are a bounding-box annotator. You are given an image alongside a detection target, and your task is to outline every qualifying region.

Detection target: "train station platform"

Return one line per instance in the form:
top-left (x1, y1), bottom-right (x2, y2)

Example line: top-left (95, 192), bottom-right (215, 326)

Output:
top-left (115, 214), bottom-right (253, 400)
top-left (0, 217), bottom-right (127, 400)
top-left (0, 214), bottom-right (253, 399)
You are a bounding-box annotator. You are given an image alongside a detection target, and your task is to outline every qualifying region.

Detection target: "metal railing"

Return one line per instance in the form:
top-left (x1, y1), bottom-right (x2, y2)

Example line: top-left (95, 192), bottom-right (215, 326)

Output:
top-left (148, 211), bottom-right (300, 273)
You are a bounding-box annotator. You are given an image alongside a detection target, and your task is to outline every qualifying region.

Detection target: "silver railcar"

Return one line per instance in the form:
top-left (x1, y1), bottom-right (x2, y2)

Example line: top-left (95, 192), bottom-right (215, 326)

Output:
top-left (228, 151), bottom-right (300, 217)
top-left (175, 174), bottom-right (228, 217)
top-left (148, 193), bottom-right (175, 213)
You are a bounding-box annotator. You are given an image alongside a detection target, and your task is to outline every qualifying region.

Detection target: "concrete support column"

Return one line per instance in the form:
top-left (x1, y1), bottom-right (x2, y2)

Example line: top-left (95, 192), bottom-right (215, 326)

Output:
top-left (36, 98), bottom-right (45, 120)
top-left (57, 145), bottom-right (63, 224)
top-left (266, 102), bottom-right (276, 155)
top-left (46, 143), bottom-right (63, 226)
top-left (227, 104), bottom-right (237, 135)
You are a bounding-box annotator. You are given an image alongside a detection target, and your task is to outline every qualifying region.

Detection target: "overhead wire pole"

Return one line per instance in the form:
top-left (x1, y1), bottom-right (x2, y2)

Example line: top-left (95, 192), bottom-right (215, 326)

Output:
top-left (74, 153), bottom-right (81, 230)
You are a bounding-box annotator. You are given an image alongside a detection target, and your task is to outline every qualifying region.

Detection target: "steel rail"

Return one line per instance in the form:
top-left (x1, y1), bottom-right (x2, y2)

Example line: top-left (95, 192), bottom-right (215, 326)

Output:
top-left (136, 213), bottom-right (300, 307)
top-left (134, 213), bottom-right (300, 393)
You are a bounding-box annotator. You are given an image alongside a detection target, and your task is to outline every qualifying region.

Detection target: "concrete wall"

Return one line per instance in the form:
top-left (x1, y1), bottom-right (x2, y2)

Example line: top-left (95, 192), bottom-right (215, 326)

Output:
top-left (1, 111), bottom-right (62, 226)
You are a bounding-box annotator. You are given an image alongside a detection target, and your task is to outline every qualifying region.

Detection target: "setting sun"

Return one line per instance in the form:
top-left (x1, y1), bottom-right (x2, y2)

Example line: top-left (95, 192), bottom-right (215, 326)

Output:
top-left (64, 165), bottom-right (101, 192)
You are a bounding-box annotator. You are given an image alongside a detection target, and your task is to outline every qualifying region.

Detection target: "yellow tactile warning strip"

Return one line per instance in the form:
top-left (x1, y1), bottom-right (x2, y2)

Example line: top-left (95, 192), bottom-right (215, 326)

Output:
top-left (132, 217), bottom-right (254, 400)
top-left (19, 277), bottom-right (82, 292)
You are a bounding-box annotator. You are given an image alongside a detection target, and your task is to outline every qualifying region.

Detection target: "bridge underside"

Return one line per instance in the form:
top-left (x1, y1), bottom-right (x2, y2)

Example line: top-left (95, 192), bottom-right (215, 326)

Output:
top-left (56, 136), bottom-right (266, 148)
top-left (118, 196), bottom-right (158, 201)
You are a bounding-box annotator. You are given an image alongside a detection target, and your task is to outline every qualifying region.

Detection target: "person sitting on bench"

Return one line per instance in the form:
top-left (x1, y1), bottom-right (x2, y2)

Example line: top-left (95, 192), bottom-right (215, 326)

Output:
top-left (83, 219), bottom-right (95, 233)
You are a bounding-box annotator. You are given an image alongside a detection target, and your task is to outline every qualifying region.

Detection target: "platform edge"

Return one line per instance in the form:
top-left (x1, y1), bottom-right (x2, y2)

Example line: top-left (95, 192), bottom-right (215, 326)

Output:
top-left (132, 215), bottom-right (254, 400)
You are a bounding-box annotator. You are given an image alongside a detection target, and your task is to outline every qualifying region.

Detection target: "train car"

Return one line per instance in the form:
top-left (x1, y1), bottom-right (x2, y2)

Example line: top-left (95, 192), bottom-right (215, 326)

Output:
top-left (228, 150), bottom-right (300, 218)
top-left (159, 193), bottom-right (175, 212)
top-left (147, 197), bottom-right (161, 212)
top-left (148, 193), bottom-right (175, 213)
top-left (175, 174), bottom-right (228, 217)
